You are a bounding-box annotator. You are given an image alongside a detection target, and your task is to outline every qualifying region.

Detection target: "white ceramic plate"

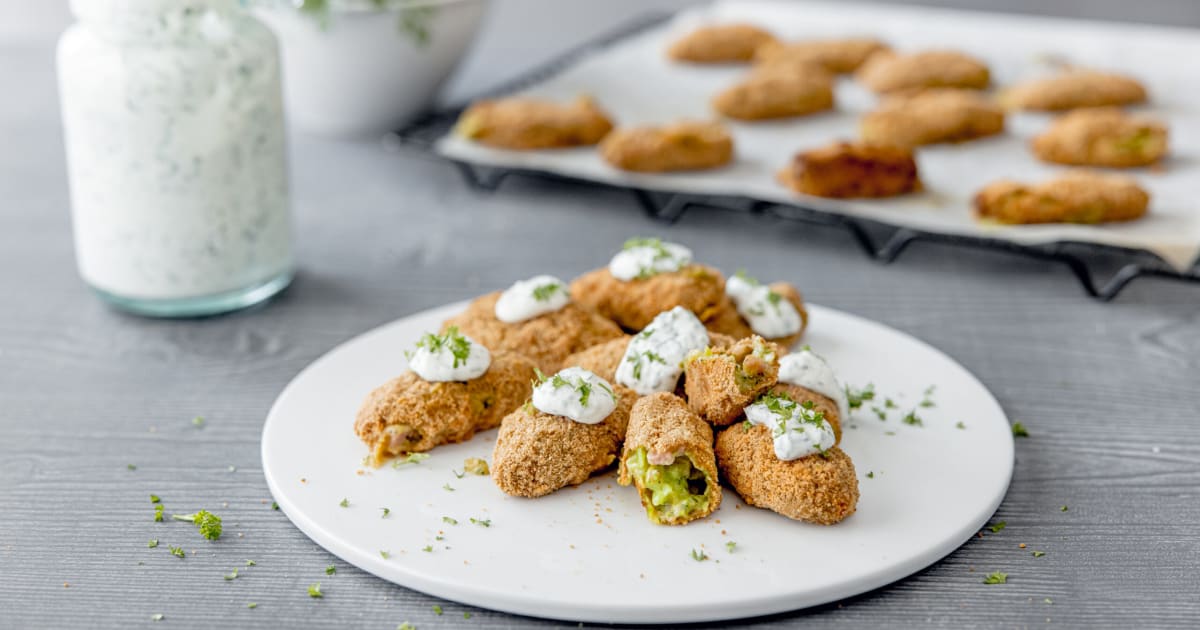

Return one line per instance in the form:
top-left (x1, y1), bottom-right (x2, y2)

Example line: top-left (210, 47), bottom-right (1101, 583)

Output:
top-left (262, 302), bottom-right (1013, 624)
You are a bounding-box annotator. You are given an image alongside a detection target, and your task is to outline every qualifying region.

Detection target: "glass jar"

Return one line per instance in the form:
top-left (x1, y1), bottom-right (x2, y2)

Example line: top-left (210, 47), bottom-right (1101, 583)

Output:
top-left (58, 0), bottom-right (293, 317)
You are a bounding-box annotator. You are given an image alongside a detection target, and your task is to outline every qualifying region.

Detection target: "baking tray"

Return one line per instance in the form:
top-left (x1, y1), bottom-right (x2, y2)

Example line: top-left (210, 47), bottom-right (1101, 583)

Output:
top-left (396, 5), bottom-right (1200, 300)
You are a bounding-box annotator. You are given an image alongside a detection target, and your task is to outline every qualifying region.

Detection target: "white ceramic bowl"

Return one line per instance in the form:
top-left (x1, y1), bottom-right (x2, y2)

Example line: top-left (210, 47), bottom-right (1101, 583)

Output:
top-left (256, 0), bottom-right (488, 137)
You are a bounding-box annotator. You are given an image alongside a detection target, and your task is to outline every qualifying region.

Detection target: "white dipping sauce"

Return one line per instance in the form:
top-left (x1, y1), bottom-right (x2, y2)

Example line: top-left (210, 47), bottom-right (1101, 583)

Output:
top-left (531, 367), bottom-right (618, 424)
top-left (744, 396), bottom-right (836, 461)
top-left (608, 239), bottom-right (692, 281)
top-left (616, 306), bottom-right (709, 395)
top-left (778, 348), bottom-right (850, 422)
top-left (726, 275), bottom-right (802, 339)
top-left (494, 275), bottom-right (569, 323)
top-left (408, 331), bottom-right (491, 382)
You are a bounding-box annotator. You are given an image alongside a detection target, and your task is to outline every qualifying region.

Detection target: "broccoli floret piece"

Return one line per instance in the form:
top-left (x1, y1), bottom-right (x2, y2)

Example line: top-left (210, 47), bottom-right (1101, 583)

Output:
top-left (172, 510), bottom-right (222, 540)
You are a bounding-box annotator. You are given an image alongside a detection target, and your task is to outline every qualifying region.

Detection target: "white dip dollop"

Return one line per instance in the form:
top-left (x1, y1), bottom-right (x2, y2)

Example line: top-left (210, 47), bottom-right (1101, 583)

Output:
top-left (494, 274), bottom-right (569, 323)
top-left (608, 238), bottom-right (693, 281)
top-left (616, 306), bottom-right (709, 395)
top-left (744, 393), bottom-right (837, 461)
top-left (726, 274), bottom-right (802, 339)
top-left (531, 367), bottom-right (618, 424)
top-left (778, 347), bottom-right (849, 422)
top-left (408, 328), bottom-right (491, 382)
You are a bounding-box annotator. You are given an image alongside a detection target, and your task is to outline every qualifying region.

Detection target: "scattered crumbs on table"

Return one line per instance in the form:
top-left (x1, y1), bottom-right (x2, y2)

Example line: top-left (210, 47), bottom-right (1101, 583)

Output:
top-left (307, 583), bottom-right (323, 598)
top-left (192, 416), bottom-right (205, 428)
top-left (325, 564), bottom-right (336, 575)
top-left (1011, 422), bottom-right (1030, 437)
top-left (464, 457), bottom-right (490, 475)
top-left (983, 571), bottom-right (1008, 584)
top-left (432, 605), bottom-right (443, 615)
top-left (1032, 550), bottom-right (1046, 557)
top-left (989, 521), bottom-right (1006, 533)
top-left (1019, 543), bottom-right (1026, 549)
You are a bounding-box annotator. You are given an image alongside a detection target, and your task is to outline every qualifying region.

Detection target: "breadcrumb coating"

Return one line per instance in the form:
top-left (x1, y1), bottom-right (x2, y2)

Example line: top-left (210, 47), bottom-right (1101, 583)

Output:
top-left (600, 121), bottom-right (734, 173)
top-left (455, 96), bottom-right (614, 150)
top-left (856, 50), bottom-right (990, 94)
top-left (754, 37), bottom-right (889, 74)
top-left (561, 336), bottom-right (630, 382)
top-left (713, 62), bottom-right (835, 120)
top-left (667, 24), bottom-right (777, 64)
top-left (618, 393), bottom-right (722, 525)
top-left (861, 88), bottom-right (1005, 148)
top-left (491, 385), bottom-right (636, 498)
top-left (442, 292), bottom-right (624, 373)
top-left (684, 336), bottom-right (782, 426)
top-left (1001, 71), bottom-right (1147, 111)
top-left (568, 264), bottom-right (730, 333)
top-left (778, 141), bottom-right (920, 199)
top-left (716, 425), bottom-right (859, 525)
top-left (354, 352), bottom-right (538, 466)
top-left (974, 170), bottom-right (1150, 225)
top-left (1031, 107), bottom-right (1167, 168)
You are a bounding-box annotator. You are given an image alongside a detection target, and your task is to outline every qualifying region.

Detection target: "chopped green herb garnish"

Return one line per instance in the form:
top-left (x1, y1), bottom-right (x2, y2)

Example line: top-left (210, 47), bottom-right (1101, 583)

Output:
top-left (245, 560), bottom-right (256, 566)
top-left (469, 517), bottom-right (491, 528)
top-left (148, 539), bottom-right (159, 548)
top-left (1032, 550), bottom-right (1046, 557)
top-left (725, 541), bottom-right (736, 553)
top-left (127, 464), bottom-right (137, 471)
top-left (432, 605), bottom-right (443, 615)
top-left (901, 410), bottom-right (923, 426)
top-left (982, 571), bottom-right (1008, 584)
top-left (412, 326), bottom-right (473, 368)
top-left (442, 516), bottom-right (458, 525)
top-left (224, 568), bottom-right (239, 580)
top-left (339, 498), bottom-right (350, 508)
top-left (381, 507), bottom-right (391, 518)
top-left (884, 398), bottom-right (897, 409)
top-left (154, 504), bottom-right (164, 522)
top-left (1061, 505), bottom-right (1068, 512)
top-left (866, 471), bottom-right (874, 479)
top-left (150, 494), bottom-right (161, 504)
top-left (690, 549), bottom-right (709, 562)
top-left (271, 502), bottom-right (279, 510)
top-left (393, 453), bottom-right (430, 468)
top-left (151, 614), bottom-right (164, 621)
top-left (1012, 422), bottom-right (1030, 437)
top-left (463, 612), bottom-right (472, 619)
top-left (192, 416), bottom-right (205, 428)
top-left (871, 406), bottom-right (887, 420)
top-left (1044, 597), bottom-right (1053, 604)
top-left (169, 546), bottom-right (185, 559)
top-left (989, 521), bottom-right (1006, 533)
top-left (846, 384), bottom-right (876, 409)
top-left (435, 535), bottom-right (444, 541)
top-left (171, 510), bottom-right (222, 540)
top-left (325, 565), bottom-right (336, 575)
top-left (397, 623), bottom-right (415, 630)
top-left (443, 484), bottom-right (455, 492)
top-left (464, 458), bottom-right (489, 476)
top-left (380, 550), bottom-right (391, 559)
top-left (531, 282), bottom-right (563, 302)
top-left (956, 421), bottom-right (966, 429)
top-left (307, 583), bottom-right (323, 598)
top-left (421, 545), bottom-right (433, 553)
top-left (247, 603), bottom-right (257, 609)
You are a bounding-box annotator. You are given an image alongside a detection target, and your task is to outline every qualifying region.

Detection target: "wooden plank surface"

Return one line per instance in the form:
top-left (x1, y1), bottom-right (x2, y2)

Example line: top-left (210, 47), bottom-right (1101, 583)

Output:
top-left (1, 1), bottom-right (1199, 627)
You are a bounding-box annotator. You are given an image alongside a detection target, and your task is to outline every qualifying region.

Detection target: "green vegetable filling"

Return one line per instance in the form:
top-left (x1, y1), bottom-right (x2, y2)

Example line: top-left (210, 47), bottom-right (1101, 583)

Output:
top-left (626, 447), bottom-right (709, 523)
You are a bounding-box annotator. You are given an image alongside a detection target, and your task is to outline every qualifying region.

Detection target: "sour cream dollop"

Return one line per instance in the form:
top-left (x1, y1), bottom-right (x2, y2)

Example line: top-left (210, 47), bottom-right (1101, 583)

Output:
top-left (608, 238), bottom-right (692, 281)
top-left (726, 274), bottom-right (802, 339)
top-left (494, 274), bottom-right (569, 323)
top-left (531, 367), bottom-right (618, 424)
top-left (616, 306), bottom-right (709, 395)
top-left (744, 395), bottom-right (836, 461)
top-left (408, 329), bottom-right (491, 382)
top-left (778, 348), bottom-right (849, 422)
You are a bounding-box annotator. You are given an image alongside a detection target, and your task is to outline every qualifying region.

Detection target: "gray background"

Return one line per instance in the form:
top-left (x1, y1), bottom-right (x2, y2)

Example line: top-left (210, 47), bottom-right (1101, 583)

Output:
top-left (2, 0), bottom-right (1200, 628)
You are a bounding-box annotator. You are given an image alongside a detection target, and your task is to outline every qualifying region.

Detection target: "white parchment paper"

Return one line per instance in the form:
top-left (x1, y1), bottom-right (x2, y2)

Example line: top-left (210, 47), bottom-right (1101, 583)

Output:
top-left (437, 0), bottom-right (1200, 271)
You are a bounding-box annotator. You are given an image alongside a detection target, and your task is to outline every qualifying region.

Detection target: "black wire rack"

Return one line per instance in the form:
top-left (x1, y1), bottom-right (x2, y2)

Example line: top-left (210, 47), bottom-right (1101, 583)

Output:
top-left (395, 12), bottom-right (1200, 301)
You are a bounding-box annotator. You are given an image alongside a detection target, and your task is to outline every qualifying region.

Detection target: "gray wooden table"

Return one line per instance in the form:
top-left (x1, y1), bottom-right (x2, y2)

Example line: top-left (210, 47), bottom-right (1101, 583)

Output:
top-left (2, 1), bottom-right (1199, 628)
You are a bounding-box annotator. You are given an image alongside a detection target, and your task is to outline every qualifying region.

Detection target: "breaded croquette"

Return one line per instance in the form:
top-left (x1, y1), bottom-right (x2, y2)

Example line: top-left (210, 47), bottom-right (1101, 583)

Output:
top-left (723, 277), bottom-right (809, 349)
top-left (716, 425), bottom-right (859, 525)
top-left (599, 121), bottom-right (734, 173)
top-left (754, 37), bottom-right (889, 74)
top-left (713, 62), bottom-right (835, 120)
top-left (860, 88), bottom-right (1005, 148)
top-left (973, 170), bottom-right (1150, 225)
top-left (667, 24), bottom-right (777, 64)
top-left (619, 393), bottom-right (722, 525)
top-left (455, 96), bottom-right (614, 150)
top-left (778, 141), bottom-right (921, 198)
top-left (683, 335), bottom-right (782, 426)
top-left (562, 336), bottom-right (630, 382)
top-left (354, 352), bottom-right (538, 466)
top-left (856, 50), bottom-right (990, 94)
top-left (1001, 71), bottom-right (1147, 112)
top-left (490, 385), bottom-right (636, 498)
top-left (569, 264), bottom-right (731, 332)
top-left (1031, 107), bottom-right (1167, 168)
top-left (442, 292), bottom-right (623, 374)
